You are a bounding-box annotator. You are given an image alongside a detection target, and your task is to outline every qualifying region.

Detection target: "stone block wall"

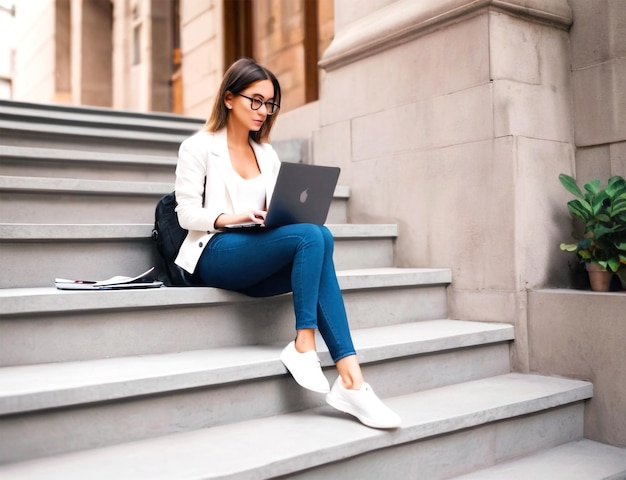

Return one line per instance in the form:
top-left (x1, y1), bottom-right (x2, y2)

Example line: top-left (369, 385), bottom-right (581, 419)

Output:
top-left (71, 0), bottom-right (112, 107)
top-left (13, 0), bottom-right (111, 107)
top-left (529, 291), bottom-right (626, 446)
top-left (12, 0), bottom-right (59, 102)
top-left (111, 0), bottom-right (174, 112)
top-left (314, 0), bottom-right (576, 371)
top-left (0, 3), bottom-right (14, 98)
top-left (568, 0), bottom-right (626, 182)
top-left (292, 0), bottom-right (625, 446)
top-left (180, 0), bottom-right (222, 119)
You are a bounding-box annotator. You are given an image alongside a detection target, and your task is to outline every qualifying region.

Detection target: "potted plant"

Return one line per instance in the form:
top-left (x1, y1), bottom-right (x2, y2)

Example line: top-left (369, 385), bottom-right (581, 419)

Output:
top-left (617, 265), bottom-right (626, 291)
top-left (559, 174), bottom-right (626, 291)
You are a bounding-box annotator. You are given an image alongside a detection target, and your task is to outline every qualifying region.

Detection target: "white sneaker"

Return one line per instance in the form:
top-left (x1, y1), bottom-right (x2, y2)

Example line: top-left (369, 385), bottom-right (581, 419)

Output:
top-left (280, 341), bottom-right (330, 393)
top-left (326, 376), bottom-right (401, 429)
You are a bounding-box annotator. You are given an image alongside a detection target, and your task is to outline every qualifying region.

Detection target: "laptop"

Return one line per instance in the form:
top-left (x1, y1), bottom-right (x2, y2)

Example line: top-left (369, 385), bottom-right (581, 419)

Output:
top-left (224, 162), bottom-right (340, 229)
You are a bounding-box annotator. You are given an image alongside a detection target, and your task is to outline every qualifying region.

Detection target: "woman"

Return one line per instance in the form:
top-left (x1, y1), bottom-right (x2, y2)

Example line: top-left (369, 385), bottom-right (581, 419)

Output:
top-left (174, 58), bottom-right (400, 429)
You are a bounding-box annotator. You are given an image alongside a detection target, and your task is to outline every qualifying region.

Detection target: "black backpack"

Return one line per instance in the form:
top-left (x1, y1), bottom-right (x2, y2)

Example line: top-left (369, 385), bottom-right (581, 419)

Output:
top-left (152, 192), bottom-right (198, 286)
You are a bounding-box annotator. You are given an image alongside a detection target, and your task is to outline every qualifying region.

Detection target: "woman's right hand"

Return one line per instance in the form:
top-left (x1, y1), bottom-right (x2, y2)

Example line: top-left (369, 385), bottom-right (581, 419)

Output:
top-left (214, 210), bottom-right (267, 229)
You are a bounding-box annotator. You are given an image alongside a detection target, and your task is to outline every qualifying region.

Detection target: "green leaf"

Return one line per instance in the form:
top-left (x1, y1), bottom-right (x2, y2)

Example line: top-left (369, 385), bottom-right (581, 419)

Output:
top-left (611, 197), bottom-right (626, 216)
top-left (585, 179), bottom-right (601, 195)
top-left (596, 260), bottom-right (608, 269)
top-left (559, 174), bottom-right (583, 198)
top-left (560, 243), bottom-right (578, 252)
top-left (567, 199), bottom-right (592, 221)
top-left (591, 191), bottom-right (609, 215)
top-left (593, 224), bottom-right (619, 239)
top-left (608, 257), bottom-right (621, 272)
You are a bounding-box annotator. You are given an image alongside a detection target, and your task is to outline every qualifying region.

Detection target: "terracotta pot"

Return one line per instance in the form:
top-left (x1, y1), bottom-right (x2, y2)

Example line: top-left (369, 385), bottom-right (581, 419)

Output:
top-left (615, 268), bottom-right (626, 291)
top-left (585, 262), bottom-right (613, 292)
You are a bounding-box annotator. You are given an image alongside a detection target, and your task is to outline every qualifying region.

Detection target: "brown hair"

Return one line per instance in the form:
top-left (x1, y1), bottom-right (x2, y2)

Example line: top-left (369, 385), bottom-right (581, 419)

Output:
top-left (205, 58), bottom-right (281, 143)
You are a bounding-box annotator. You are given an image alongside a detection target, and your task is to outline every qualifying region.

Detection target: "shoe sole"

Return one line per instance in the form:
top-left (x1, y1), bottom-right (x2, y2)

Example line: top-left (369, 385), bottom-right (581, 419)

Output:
top-left (325, 393), bottom-right (400, 429)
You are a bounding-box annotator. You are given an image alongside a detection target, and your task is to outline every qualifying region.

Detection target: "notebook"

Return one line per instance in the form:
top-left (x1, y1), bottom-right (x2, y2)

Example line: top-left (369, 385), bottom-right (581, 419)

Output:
top-left (224, 162), bottom-right (340, 229)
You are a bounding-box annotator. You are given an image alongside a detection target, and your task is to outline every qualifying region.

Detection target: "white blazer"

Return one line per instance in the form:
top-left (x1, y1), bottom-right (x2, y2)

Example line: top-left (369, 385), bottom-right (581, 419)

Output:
top-left (174, 129), bottom-right (281, 274)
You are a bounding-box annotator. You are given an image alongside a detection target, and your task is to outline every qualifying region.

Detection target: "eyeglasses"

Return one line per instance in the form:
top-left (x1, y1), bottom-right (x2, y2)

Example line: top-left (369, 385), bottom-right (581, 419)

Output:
top-left (237, 94), bottom-right (280, 115)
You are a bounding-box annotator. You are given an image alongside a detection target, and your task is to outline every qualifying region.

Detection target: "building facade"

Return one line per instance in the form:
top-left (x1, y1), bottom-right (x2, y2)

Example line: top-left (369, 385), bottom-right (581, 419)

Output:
top-left (11, 0), bottom-right (333, 116)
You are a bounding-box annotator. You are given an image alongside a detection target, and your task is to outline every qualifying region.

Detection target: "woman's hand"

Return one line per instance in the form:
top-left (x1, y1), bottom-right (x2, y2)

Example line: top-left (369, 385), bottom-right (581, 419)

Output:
top-left (214, 210), bottom-right (267, 229)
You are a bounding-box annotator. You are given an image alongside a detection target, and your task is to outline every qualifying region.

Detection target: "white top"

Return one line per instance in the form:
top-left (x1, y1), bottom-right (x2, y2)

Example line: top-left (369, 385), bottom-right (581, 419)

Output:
top-left (233, 173), bottom-right (266, 212)
top-left (174, 129), bottom-right (281, 274)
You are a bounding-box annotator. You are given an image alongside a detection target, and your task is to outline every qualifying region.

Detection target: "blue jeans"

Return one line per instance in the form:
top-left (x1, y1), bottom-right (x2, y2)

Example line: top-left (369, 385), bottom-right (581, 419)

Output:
top-left (196, 224), bottom-right (356, 362)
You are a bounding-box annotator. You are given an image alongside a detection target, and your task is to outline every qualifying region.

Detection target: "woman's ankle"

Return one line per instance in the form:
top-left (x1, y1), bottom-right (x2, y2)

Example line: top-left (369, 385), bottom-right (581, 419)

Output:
top-left (336, 356), bottom-right (365, 390)
top-left (340, 375), bottom-right (364, 390)
top-left (294, 329), bottom-right (316, 353)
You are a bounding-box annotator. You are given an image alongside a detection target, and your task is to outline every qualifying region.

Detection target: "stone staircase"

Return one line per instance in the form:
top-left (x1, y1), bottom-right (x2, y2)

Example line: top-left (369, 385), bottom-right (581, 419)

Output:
top-left (1, 100), bottom-right (625, 479)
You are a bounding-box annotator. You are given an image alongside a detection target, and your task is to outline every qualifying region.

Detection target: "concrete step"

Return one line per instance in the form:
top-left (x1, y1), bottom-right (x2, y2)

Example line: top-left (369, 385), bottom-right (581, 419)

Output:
top-left (0, 100), bottom-right (308, 160)
top-left (0, 373), bottom-right (593, 478)
top-left (451, 439), bottom-right (626, 480)
top-left (0, 100), bottom-right (203, 153)
top-left (0, 141), bottom-right (305, 183)
top-left (0, 267), bottom-right (452, 365)
top-left (0, 145), bottom-right (177, 182)
top-left (0, 117), bottom-right (191, 154)
top-left (0, 176), bottom-right (173, 224)
top-left (0, 221), bottom-right (388, 288)
top-left (0, 176), bottom-right (350, 224)
top-left (0, 320), bottom-right (514, 463)
top-left (0, 99), bottom-right (204, 129)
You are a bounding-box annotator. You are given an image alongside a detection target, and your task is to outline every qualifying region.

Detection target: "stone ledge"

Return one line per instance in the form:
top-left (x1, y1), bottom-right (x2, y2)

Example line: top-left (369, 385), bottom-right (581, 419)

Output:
top-left (0, 102), bottom-right (203, 133)
top-left (337, 267), bottom-right (452, 290)
top-left (528, 289), bottom-right (626, 446)
top-left (0, 99), bottom-right (204, 124)
top-left (0, 373), bottom-right (591, 479)
top-left (0, 320), bottom-right (514, 415)
top-left (0, 267), bottom-right (452, 316)
top-left (0, 223), bottom-right (392, 241)
top-left (451, 439), bottom-right (626, 479)
top-left (0, 145), bottom-right (177, 165)
top-left (0, 176), bottom-right (173, 195)
top-left (0, 179), bottom-right (349, 198)
top-left (0, 120), bottom-right (190, 145)
top-left (320, 0), bottom-right (572, 71)
top-left (328, 223), bottom-right (398, 237)
top-left (533, 288), bottom-right (626, 298)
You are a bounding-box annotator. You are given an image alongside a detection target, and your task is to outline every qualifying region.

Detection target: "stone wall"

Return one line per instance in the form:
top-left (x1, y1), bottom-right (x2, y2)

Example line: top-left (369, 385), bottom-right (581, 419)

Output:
top-left (568, 0), bottom-right (626, 184)
top-left (180, 0), bottom-right (223, 119)
top-left (286, 0), bottom-right (625, 447)
top-left (0, 2), bottom-right (15, 98)
top-left (71, 0), bottom-right (111, 107)
top-left (112, 0), bottom-right (173, 112)
top-left (12, 0), bottom-right (58, 102)
top-left (313, 0), bottom-right (576, 372)
top-left (528, 0), bottom-right (626, 447)
top-left (13, 0), bottom-right (112, 107)
top-left (529, 290), bottom-right (626, 446)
